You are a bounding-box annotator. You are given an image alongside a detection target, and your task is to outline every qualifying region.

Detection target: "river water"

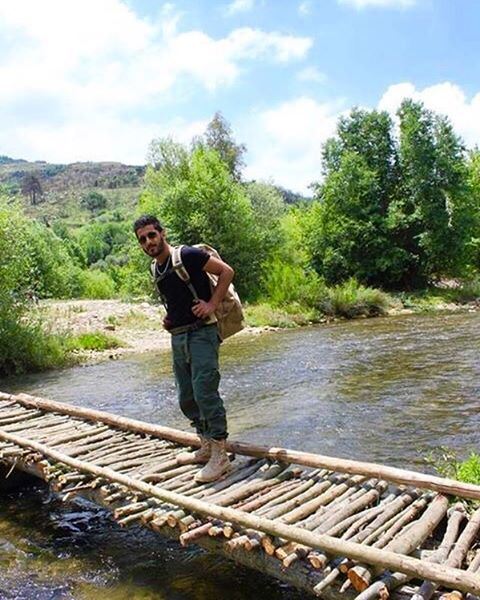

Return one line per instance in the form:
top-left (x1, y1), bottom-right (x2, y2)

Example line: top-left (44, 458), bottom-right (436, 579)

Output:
top-left (0, 312), bottom-right (479, 599)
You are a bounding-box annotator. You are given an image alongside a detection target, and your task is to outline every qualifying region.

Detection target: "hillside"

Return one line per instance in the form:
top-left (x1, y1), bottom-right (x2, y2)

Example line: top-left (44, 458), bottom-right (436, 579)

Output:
top-left (0, 156), bottom-right (146, 225)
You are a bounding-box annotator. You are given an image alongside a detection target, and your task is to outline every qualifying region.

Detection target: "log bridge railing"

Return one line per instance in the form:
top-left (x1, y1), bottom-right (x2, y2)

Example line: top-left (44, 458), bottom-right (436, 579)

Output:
top-left (0, 391), bottom-right (479, 600)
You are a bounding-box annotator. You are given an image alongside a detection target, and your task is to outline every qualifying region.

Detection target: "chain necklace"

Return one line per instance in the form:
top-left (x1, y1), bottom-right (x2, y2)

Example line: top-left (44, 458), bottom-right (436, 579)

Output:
top-left (156, 254), bottom-right (171, 277)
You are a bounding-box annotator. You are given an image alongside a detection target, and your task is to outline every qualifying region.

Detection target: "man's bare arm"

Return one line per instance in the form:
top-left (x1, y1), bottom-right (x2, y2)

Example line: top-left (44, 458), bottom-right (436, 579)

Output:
top-left (191, 256), bottom-right (234, 319)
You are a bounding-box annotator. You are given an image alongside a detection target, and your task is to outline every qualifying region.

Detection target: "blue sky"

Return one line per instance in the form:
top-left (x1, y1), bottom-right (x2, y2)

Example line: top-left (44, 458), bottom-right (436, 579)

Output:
top-left (1, 0), bottom-right (479, 192)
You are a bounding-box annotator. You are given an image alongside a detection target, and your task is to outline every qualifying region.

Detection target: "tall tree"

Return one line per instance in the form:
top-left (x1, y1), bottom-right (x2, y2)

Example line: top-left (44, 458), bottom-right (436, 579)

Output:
top-left (394, 99), bottom-right (473, 284)
top-left (141, 141), bottom-right (262, 299)
top-left (308, 109), bottom-right (404, 286)
top-left (21, 173), bottom-right (43, 205)
top-left (200, 112), bottom-right (246, 181)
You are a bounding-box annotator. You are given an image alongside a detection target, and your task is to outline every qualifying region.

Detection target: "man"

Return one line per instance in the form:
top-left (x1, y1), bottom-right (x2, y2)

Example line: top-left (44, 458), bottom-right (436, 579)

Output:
top-left (133, 215), bottom-right (234, 483)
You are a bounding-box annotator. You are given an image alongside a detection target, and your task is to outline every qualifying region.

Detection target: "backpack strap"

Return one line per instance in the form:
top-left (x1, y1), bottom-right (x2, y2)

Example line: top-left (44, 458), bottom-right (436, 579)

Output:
top-left (171, 245), bottom-right (200, 302)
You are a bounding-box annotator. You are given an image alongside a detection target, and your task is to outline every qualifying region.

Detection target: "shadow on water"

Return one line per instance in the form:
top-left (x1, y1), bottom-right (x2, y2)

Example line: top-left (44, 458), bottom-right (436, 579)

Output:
top-left (1, 311), bottom-right (479, 598)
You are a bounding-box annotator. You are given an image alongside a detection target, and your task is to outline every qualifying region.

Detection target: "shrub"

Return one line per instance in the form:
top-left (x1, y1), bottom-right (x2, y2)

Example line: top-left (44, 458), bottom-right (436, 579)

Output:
top-left (0, 198), bottom-right (69, 374)
top-left (426, 447), bottom-right (480, 487)
top-left (319, 278), bottom-right (393, 318)
top-left (66, 332), bottom-right (122, 352)
top-left (261, 257), bottom-right (325, 308)
top-left (78, 270), bottom-right (116, 299)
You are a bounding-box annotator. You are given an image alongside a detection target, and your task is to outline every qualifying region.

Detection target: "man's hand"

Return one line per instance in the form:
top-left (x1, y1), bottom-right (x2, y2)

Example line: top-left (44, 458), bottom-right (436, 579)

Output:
top-left (192, 299), bottom-right (217, 319)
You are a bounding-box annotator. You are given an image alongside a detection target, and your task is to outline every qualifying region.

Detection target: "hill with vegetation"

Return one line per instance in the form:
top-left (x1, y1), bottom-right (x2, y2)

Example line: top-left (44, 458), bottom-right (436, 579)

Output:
top-left (0, 155), bottom-right (145, 225)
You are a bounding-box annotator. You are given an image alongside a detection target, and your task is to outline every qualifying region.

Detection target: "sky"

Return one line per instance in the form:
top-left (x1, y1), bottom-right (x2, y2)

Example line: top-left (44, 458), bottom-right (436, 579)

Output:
top-left (1, 0), bottom-right (479, 193)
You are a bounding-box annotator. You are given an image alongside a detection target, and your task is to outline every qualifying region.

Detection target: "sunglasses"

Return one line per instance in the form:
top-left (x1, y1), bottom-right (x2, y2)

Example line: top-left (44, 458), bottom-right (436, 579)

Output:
top-left (138, 231), bottom-right (159, 244)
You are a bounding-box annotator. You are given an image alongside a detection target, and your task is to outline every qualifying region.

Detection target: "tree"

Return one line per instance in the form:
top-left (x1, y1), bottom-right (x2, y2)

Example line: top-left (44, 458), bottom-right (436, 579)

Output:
top-left (467, 151), bottom-right (480, 271)
top-left (306, 102), bottom-right (476, 288)
top-left (393, 99), bottom-right (474, 285)
top-left (21, 173), bottom-right (43, 205)
top-left (81, 191), bottom-right (107, 212)
top-left (198, 112), bottom-right (246, 181)
top-left (307, 109), bottom-right (404, 286)
top-left (306, 152), bottom-right (405, 285)
top-left (141, 142), bottom-right (262, 299)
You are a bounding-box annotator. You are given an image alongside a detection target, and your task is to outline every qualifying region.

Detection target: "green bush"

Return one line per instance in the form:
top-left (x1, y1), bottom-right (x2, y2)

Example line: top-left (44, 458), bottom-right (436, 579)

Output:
top-left (66, 332), bottom-right (122, 352)
top-left (261, 256), bottom-right (325, 308)
top-left (0, 198), bottom-right (69, 375)
top-left (319, 278), bottom-right (393, 318)
top-left (426, 447), bottom-right (480, 487)
top-left (457, 453), bottom-right (480, 486)
top-left (78, 270), bottom-right (116, 299)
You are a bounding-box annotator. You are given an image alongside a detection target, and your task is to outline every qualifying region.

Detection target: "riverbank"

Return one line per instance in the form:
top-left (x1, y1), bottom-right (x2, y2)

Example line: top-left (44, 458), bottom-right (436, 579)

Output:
top-left (39, 299), bottom-right (271, 364)
top-left (38, 290), bottom-right (479, 366)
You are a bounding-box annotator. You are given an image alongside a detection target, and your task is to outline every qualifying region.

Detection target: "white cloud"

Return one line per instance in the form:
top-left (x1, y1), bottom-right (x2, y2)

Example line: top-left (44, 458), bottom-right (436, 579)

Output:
top-left (226, 0), bottom-right (255, 15)
top-left (243, 97), bottom-right (340, 193)
top-left (378, 81), bottom-right (480, 148)
top-left (0, 0), bottom-right (311, 163)
top-left (297, 66), bottom-right (327, 83)
top-left (298, 1), bottom-right (312, 15)
top-left (339, 0), bottom-right (416, 8)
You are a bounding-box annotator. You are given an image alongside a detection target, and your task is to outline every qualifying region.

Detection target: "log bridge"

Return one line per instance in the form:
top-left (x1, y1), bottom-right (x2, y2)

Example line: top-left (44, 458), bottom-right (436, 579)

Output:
top-left (0, 391), bottom-right (479, 600)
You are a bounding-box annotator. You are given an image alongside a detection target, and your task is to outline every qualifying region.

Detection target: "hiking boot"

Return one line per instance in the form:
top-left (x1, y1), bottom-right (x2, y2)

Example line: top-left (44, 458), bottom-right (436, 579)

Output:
top-left (177, 436), bottom-right (211, 465)
top-left (194, 439), bottom-right (231, 483)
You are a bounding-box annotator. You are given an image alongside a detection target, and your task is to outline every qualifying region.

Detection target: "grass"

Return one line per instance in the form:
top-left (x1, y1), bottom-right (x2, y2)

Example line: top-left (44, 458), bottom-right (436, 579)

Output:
top-left (244, 302), bottom-right (320, 328)
top-left (318, 278), bottom-right (394, 319)
top-left (65, 331), bottom-right (123, 352)
top-left (399, 278), bottom-right (480, 311)
top-left (425, 446), bottom-right (480, 487)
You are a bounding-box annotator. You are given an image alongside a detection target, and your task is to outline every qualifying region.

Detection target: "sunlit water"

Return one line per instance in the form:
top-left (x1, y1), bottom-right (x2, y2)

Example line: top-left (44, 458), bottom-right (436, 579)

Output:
top-left (0, 312), bottom-right (479, 599)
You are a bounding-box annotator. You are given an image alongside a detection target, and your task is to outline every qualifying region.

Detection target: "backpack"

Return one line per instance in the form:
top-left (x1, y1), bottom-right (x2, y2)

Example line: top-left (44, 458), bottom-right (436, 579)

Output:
top-left (151, 244), bottom-right (244, 340)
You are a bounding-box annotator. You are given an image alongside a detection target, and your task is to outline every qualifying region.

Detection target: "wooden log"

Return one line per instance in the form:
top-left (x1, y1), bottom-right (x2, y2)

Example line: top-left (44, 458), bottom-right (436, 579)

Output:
top-left (235, 478), bottom-right (299, 513)
top-left (355, 502), bottom-right (467, 599)
top-left (348, 494), bottom-right (449, 591)
top-left (179, 522), bottom-right (214, 545)
top-left (277, 475), bottom-right (354, 525)
top-left (280, 481), bottom-right (388, 569)
top-left (5, 428), bottom-right (480, 596)
top-left (307, 493), bottom-right (409, 571)
top-left (411, 507), bottom-right (480, 600)
top-left (6, 391), bottom-right (480, 501)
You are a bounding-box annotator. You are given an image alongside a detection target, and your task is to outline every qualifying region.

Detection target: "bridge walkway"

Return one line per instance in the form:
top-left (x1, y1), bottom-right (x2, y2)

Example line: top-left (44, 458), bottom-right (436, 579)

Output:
top-left (0, 391), bottom-right (479, 599)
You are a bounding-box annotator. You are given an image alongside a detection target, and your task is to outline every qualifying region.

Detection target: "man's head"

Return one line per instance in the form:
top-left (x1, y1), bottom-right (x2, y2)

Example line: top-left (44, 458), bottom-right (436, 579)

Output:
top-left (133, 214), bottom-right (166, 258)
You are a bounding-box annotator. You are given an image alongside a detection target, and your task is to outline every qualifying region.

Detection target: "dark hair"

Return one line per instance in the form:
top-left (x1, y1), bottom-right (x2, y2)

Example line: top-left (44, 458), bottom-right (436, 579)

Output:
top-left (133, 215), bottom-right (163, 235)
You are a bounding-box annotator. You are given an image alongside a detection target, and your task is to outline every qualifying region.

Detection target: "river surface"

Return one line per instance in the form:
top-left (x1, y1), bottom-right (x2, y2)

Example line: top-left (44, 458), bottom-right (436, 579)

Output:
top-left (0, 311), bottom-right (479, 599)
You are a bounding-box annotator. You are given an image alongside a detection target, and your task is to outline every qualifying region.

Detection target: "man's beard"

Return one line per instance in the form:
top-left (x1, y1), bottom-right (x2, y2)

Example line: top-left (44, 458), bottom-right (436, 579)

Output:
top-left (148, 238), bottom-right (164, 257)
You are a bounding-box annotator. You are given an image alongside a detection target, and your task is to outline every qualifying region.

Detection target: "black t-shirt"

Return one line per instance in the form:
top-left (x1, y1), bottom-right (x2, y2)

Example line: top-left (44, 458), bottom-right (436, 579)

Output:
top-left (155, 246), bottom-right (212, 327)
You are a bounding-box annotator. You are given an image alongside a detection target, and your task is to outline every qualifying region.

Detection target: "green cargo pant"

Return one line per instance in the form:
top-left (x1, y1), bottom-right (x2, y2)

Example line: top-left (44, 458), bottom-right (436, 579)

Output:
top-left (171, 324), bottom-right (228, 440)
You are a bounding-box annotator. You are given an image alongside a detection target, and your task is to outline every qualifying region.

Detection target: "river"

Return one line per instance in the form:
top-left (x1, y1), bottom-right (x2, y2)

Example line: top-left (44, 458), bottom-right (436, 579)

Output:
top-left (0, 311), bottom-right (479, 599)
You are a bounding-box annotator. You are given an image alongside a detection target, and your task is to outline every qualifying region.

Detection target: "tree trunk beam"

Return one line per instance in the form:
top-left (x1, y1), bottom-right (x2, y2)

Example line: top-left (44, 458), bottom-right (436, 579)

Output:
top-left (3, 391), bottom-right (480, 501)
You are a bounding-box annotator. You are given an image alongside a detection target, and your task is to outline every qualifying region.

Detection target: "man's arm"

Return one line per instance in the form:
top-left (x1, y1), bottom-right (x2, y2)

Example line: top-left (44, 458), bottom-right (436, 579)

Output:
top-left (191, 256), bottom-right (234, 320)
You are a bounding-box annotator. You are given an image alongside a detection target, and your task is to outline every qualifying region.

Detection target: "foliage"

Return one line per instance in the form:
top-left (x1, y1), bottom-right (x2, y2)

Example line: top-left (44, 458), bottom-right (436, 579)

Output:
top-left (244, 181), bottom-right (285, 255)
top-left (77, 221), bottom-right (129, 266)
top-left (244, 303), bottom-right (319, 328)
top-left (81, 190), bottom-right (107, 212)
top-left (0, 198), bottom-right (68, 375)
top-left (26, 222), bottom-right (84, 298)
top-left (318, 278), bottom-right (393, 319)
top-left (196, 112), bottom-right (246, 181)
top-left (77, 269), bottom-right (116, 299)
top-left (261, 256), bottom-right (324, 308)
top-left (426, 446), bottom-right (480, 487)
top-left (65, 331), bottom-right (122, 352)
top-left (141, 141), bottom-right (264, 300)
top-left (308, 102), bottom-right (478, 289)
top-left (392, 100), bottom-right (474, 285)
